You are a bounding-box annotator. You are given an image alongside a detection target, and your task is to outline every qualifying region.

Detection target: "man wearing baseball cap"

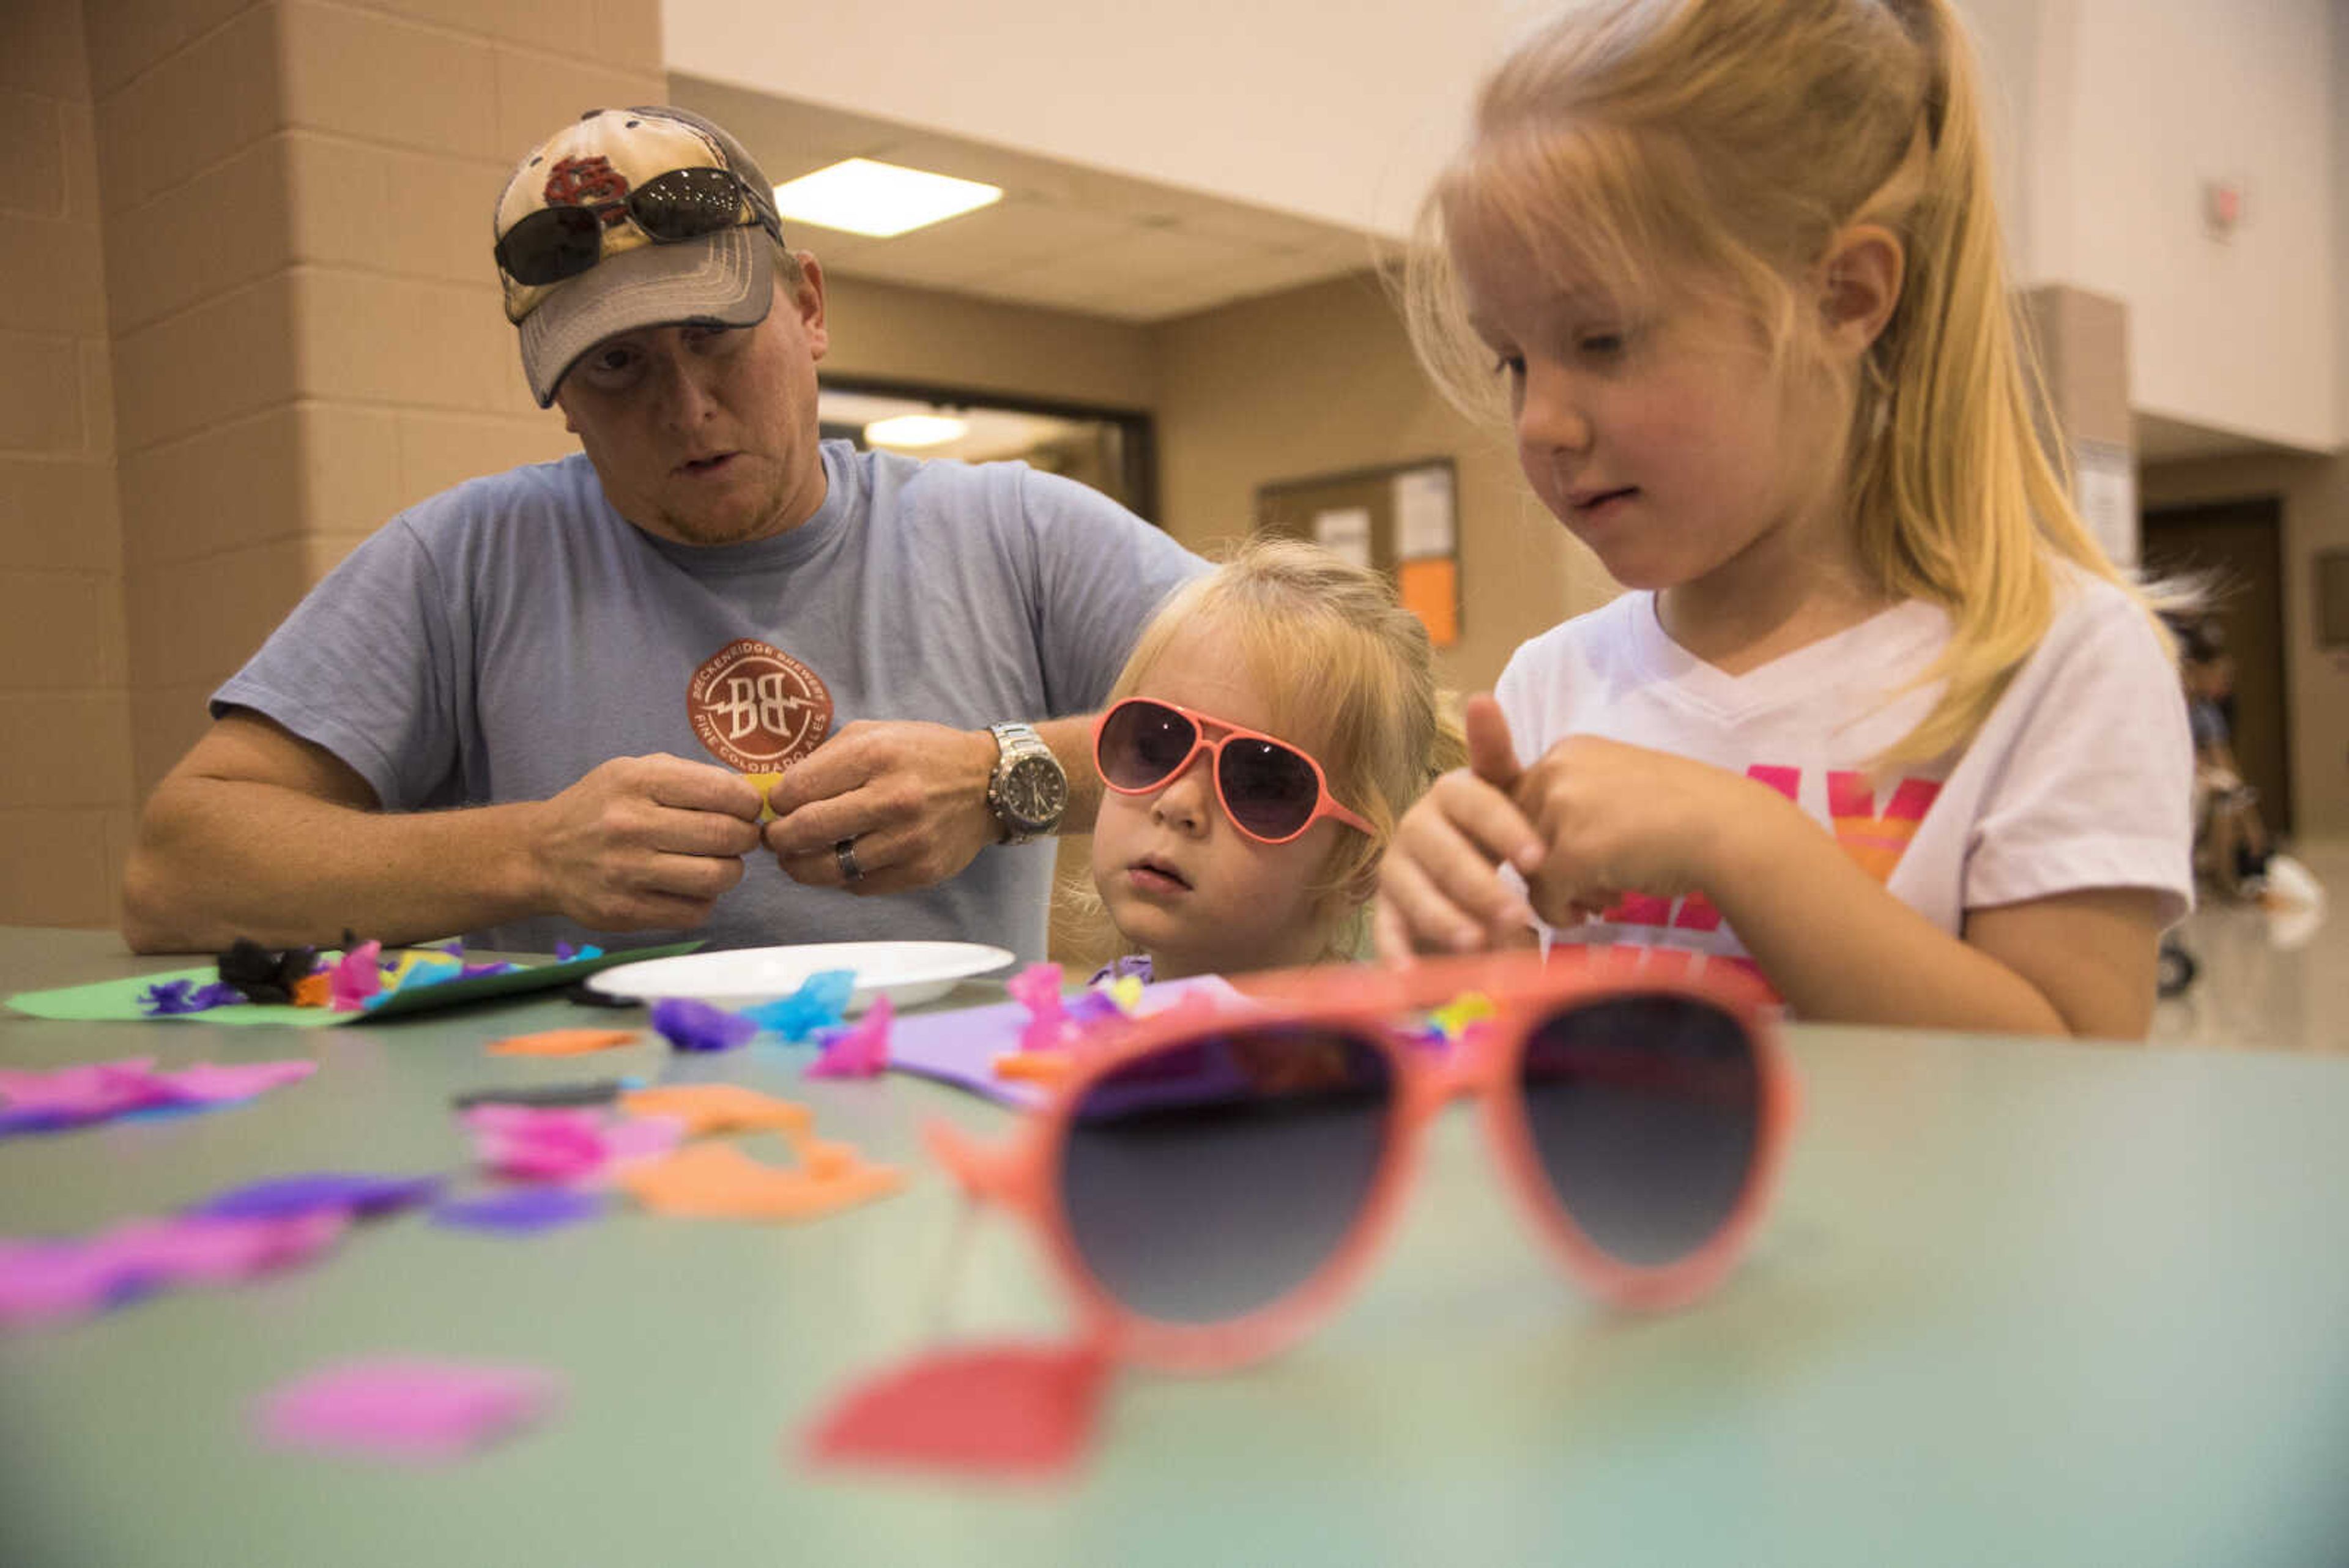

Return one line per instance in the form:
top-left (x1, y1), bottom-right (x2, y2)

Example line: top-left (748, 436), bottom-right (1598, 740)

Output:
top-left (124, 105), bottom-right (1203, 960)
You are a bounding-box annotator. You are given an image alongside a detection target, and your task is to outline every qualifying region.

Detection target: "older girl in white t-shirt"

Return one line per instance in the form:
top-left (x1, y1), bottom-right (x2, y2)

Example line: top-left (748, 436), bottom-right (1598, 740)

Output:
top-left (1375, 0), bottom-right (2192, 1037)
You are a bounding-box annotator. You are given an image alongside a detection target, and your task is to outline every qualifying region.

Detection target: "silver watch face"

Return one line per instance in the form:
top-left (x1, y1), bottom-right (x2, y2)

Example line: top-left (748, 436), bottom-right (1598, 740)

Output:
top-left (1000, 754), bottom-right (1068, 830)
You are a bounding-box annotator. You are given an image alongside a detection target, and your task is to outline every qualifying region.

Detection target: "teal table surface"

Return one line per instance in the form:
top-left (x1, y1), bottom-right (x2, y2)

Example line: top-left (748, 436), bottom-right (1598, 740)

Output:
top-left (2, 926), bottom-right (2345, 1567)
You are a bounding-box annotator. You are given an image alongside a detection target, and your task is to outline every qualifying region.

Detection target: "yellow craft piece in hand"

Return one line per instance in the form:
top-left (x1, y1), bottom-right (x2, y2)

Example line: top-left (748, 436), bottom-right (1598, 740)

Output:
top-left (1104, 975), bottom-right (1145, 1015)
top-left (619, 1141), bottom-right (904, 1222)
top-left (618, 1083), bottom-right (811, 1139)
top-left (745, 771), bottom-right (783, 825)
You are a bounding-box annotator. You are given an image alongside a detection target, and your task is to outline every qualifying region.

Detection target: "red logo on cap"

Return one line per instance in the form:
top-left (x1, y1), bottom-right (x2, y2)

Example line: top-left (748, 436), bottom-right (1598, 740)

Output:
top-left (687, 640), bottom-right (833, 772)
top-left (543, 155), bottom-right (629, 226)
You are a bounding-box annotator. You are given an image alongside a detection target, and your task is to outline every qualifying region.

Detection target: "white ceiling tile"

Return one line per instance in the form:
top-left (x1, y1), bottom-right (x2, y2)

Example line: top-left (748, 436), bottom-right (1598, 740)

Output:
top-left (667, 75), bottom-right (1383, 325)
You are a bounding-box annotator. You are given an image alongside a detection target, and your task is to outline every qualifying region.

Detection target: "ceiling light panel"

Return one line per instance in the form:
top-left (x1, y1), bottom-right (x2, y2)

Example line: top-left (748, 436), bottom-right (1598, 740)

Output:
top-left (774, 158), bottom-right (1004, 237)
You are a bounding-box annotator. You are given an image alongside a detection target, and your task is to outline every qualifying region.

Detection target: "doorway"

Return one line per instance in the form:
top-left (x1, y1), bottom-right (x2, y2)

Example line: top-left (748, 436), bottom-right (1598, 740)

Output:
top-left (2141, 497), bottom-right (2293, 837)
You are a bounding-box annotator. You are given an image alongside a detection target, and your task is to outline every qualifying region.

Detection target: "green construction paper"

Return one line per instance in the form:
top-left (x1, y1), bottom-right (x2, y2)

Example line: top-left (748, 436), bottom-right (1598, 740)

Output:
top-left (4, 942), bottom-right (703, 1028)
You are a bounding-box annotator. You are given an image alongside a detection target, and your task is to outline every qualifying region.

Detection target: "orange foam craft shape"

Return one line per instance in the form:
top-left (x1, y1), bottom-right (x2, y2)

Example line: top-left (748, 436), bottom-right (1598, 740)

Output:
top-left (487, 1028), bottom-right (642, 1058)
top-left (619, 1141), bottom-right (902, 1222)
top-left (618, 1083), bottom-right (812, 1139)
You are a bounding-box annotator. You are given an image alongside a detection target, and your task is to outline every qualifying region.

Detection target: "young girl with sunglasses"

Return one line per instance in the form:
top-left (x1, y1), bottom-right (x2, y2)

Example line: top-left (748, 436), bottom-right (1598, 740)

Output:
top-left (1087, 538), bottom-right (1464, 982)
top-left (1376, 0), bottom-right (2194, 1037)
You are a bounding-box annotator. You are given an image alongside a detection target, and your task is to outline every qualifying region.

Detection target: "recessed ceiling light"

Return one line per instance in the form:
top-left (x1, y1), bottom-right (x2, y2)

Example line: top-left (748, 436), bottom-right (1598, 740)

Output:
top-left (864, 414), bottom-right (968, 448)
top-left (774, 158), bottom-right (1003, 238)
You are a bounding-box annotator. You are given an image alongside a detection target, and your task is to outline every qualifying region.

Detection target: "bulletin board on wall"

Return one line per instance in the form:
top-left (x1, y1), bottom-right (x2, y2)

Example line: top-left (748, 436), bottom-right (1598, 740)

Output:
top-left (1255, 458), bottom-right (1460, 648)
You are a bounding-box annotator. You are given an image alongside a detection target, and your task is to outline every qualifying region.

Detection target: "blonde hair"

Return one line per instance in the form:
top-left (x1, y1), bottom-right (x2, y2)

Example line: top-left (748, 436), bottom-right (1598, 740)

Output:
top-left (1405, 0), bottom-right (2163, 765)
top-left (1092, 536), bottom-right (1466, 960)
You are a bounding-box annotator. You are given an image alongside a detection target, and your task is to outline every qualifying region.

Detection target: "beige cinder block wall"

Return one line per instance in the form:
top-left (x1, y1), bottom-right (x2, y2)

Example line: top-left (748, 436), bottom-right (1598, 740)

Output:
top-left (106, 0), bottom-right (661, 808)
top-left (1152, 270), bottom-right (1609, 696)
top-left (0, 0), bottom-right (663, 930)
top-left (0, 0), bottom-right (133, 927)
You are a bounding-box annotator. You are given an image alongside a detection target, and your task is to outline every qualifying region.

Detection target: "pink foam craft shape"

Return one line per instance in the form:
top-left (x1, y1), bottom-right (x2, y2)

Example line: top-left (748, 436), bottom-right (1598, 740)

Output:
top-left (806, 995), bottom-right (892, 1080)
top-left (0, 1060), bottom-right (161, 1120)
top-left (156, 1060), bottom-right (319, 1102)
top-left (803, 1339), bottom-right (1112, 1480)
top-left (257, 1358), bottom-right (565, 1462)
top-left (1006, 963), bottom-right (1068, 1053)
top-left (0, 1211), bottom-right (349, 1330)
top-left (0, 1057), bottom-right (318, 1134)
top-left (460, 1104), bottom-right (681, 1183)
top-left (86, 1211), bottom-right (348, 1286)
top-left (328, 942), bottom-right (384, 1011)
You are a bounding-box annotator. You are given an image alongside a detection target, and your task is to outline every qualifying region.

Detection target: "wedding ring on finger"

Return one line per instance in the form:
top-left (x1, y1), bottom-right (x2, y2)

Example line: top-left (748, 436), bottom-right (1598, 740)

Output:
top-left (835, 837), bottom-right (864, 885)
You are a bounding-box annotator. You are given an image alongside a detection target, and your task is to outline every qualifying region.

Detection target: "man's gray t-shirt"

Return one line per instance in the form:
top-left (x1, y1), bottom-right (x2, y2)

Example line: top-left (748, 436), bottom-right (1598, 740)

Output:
top-left (212, 439), bottom-right (1204, 959)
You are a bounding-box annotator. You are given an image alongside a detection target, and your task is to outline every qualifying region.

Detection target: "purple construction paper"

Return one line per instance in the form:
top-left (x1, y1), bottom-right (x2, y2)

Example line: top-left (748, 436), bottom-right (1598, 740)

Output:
top-left (650, 996), bottom-right (759, 1053)
top-left (256, 1358), bottom-right (565, 1462)
top-left (430, 1188), bottom-right (606, 1235)
top-left (880, 976), bottom-right (1245, 1107)
top-left (195, 1172), bottom-right (443, 1221)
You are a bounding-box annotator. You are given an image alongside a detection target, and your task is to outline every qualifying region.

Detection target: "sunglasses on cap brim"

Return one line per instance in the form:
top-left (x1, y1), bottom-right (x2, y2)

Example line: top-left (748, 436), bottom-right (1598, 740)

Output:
top-left (495, 166), bottom-right (777, 288)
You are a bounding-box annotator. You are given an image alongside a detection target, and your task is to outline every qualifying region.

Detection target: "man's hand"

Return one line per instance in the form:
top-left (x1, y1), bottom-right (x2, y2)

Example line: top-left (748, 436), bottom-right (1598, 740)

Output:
top-left (1373, 696), bottom-right (1545, 960)
top-left (762, 721), bottom-right (1001, 896)
top-left (525, 754), bottom-right (765, 931)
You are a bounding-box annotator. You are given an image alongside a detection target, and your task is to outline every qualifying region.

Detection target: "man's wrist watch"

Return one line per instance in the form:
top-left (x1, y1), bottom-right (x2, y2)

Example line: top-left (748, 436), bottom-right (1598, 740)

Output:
top-left (985, 721), bottom-right (1069, 845)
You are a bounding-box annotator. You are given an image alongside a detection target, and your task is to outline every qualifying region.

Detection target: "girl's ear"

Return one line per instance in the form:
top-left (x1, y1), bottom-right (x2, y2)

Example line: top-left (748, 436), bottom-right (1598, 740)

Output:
top-left (1816, 223), bottom-right (1906, 359)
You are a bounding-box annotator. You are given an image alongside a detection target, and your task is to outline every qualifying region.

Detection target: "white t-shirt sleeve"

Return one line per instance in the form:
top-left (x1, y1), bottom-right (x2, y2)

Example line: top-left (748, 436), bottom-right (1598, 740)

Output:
top-left (1959, 581), bottom-right (2197, 926)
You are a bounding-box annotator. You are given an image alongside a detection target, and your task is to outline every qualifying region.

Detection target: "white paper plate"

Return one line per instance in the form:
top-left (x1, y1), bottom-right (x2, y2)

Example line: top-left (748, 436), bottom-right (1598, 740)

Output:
top-left (583, 940), bottom-right (1017, 1014)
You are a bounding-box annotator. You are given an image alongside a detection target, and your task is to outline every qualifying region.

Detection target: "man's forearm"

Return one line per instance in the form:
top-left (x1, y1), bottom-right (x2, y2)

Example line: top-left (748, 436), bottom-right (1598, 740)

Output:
top-left (123, 777), bottom-right (547, 953)
top-left (1034, 715), bottom-right (1104, 834)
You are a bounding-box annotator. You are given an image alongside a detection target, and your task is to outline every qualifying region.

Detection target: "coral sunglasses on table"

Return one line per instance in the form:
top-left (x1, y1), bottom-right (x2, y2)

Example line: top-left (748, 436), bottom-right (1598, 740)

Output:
top-left (927, 948), bottom-right (1799, 1372)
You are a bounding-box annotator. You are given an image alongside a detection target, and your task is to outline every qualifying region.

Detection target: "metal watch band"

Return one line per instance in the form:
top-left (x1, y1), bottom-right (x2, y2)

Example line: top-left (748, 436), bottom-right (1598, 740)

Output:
top-left (986, 721), bottom-right (1066, 845)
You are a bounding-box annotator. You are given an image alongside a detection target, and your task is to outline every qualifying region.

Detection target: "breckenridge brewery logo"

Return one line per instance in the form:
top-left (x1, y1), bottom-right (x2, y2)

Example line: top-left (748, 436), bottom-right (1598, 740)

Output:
top-left (687, 639), bottom-right (832, 772)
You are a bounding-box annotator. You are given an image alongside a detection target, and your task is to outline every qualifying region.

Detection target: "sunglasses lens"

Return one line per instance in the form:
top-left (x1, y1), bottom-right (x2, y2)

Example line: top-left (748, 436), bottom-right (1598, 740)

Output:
top-left (1517, 995), bottom-right (1761, 1268)
top-left (495, 207), bottom-right (605, 286)
top-left (1098, 700), bottom-right (1197, 791)
top-left (630, 167), bottom-right (748, 240)
top-left (1057, 1028), bottom-right (1394, 1325)
top-left (1215, 738), bottom-right (1320, 840)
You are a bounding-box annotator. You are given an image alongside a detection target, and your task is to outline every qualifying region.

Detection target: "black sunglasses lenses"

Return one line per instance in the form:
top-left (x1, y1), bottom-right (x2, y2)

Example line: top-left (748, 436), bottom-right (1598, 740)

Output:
top-left (496, 206), bottom-right (604, 286)
top-left (630, 166), bottom-right (748, 240)
top-left (1098, 700), bottom-right (1198, 791)
top-left (1215, 738), bottom-right (1320, 839)
top-left (496, 168), bottom-right (748, 285)
top-left (1517, 995), bottom-right (1761, 1268)
top-left (1057, 1028), bottom-right (1394, 1325)
top-left (1100, 701), bottom-right (1319, 839)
